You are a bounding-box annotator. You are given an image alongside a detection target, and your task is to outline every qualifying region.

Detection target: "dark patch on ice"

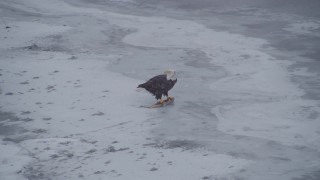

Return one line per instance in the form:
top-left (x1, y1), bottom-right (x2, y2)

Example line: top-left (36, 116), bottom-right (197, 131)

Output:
top-left (32, 129), bottom-right (47, 134)
top-left (270, 156), bottom-right (291, 162)
top-left (28, 88), bottom-right (36, 92)
top-left (59, 150), bottom-right (74, 158)
top-left (148, 139), bottom-right (202, 150)
top-left (0, 111), bottom-right (19, 122)
top-left (0, 123), bottom-right (27, 136)
top-left (105, 160), bottom-right (112, 165)
top-left (109, 169), bottom-right (122, 176)
top-left (20, 81), bottom-right (29, 85)
top-left (46, 85), bottom-right (56, 92)
top-left (227, 151), bottom-right (257, 160)
top-left (104, 145), bottom-right (130, 153)
top-left (2, 134), bottom-right (35, 143)
top-left (22, 166), bottom-right (47, 180)
top-left (68, 55), bottom-right (78, 60)
top-left (73, 85), bottom-right (82, 88)
top-left (202, 176), bottom-right (211, 180)
top-left (23, 42), bottom-right (68, 52)
top-left (105, 145), bottom-right (116, 153)
top-left (150, 167), bottom-right (158, 171)
top-left (59, 141), bottom-right (72, 146)
top-left (13, 72), bottom-right (23, 76)
top-left (5, 92), bottom-right (14, 95)
top-left (21, 111), bottom-right (31, 115)
top-left (21, 117), bottom-right (33, 122)
top-left (240, 54), bottom-right (251, 59)
top-left (24, 44), bottom-right (41, 50)
top-left (0, 111), bottom-right (29, 136)
top-left (94, 170), bottom-right (105, 174)
top-left (117, 147), bottom-right (130, 151)
top-left (85, 149), bottom-right (97, 154)
top-left (91, 111), bottom-right (104, 116)
top-left (50, 154), bottom-right (59, 159)
top-left (293, 145), bottom-right (308, 151)
top-left (80, 138), bottom-right (97, 144)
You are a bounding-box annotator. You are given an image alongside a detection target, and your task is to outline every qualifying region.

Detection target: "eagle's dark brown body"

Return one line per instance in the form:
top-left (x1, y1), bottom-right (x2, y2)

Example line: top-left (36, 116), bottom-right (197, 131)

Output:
top-left (138, 74), bottom-right (177, 100)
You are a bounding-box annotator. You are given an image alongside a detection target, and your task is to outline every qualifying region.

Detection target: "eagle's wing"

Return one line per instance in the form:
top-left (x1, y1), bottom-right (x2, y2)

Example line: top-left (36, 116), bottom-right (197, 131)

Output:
top-left (146, 75), bottom-right (167, 90)
top-left (144, 75), bottom-right (168, 99)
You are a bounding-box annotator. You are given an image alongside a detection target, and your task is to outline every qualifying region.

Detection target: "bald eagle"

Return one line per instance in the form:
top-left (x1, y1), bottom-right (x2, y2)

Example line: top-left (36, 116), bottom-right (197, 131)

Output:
top-left (137, 69), bottom-right (177, 105)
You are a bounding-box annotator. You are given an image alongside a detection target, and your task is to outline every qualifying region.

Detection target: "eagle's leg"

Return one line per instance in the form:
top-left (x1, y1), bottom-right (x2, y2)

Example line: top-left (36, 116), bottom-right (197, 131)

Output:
top-left (155, 94), bottom-right (164, 105)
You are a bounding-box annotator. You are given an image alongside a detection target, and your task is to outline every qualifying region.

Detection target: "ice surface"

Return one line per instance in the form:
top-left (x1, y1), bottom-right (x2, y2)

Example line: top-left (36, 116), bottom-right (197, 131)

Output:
top-left (0, 0), bottom-right (320, 180)
top-left (0, 139), bottom-right (31, 180)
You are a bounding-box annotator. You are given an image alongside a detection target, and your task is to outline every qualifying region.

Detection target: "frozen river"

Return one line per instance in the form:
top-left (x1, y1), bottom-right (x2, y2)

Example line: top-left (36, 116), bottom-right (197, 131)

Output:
top-left (0, 0), bottom-right (319, 179)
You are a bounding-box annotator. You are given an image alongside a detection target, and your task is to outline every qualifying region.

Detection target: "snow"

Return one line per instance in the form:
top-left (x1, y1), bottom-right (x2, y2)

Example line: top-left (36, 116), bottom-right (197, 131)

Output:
top-left (0, 0), bottom-right (320, 180)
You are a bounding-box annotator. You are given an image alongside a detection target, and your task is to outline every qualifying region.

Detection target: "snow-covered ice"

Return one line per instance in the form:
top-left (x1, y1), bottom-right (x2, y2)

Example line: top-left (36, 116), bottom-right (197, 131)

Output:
top-left (1, 0), bottom-right (320, 179)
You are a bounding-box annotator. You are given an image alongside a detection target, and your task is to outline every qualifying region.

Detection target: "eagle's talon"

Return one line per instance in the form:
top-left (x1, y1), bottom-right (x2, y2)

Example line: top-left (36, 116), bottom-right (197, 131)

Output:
top-left (155, 99), bottom-right (164, 105)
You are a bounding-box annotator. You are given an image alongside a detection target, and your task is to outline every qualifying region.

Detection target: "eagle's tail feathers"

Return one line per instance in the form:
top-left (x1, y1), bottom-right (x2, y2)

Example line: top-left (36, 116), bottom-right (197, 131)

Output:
top-left (136, 84), bottom-right (145, 92)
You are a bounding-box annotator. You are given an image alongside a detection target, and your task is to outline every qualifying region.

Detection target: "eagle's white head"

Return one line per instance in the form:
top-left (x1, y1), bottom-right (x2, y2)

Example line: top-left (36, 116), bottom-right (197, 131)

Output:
top-left (164, 69), bottom-right (177, 81)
